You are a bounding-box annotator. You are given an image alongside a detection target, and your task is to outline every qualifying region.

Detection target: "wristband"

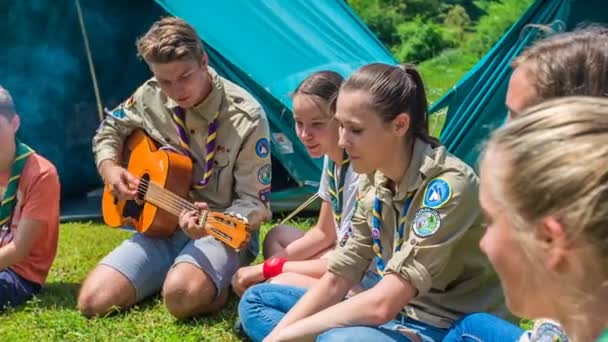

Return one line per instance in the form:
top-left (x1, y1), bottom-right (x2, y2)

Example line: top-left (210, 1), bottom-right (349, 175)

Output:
top-left (263, 257), bottom-right (287, 279)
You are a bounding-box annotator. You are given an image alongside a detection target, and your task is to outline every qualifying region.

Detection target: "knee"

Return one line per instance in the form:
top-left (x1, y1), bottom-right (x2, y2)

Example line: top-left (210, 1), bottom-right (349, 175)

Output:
top-left (77, 287), bottom-right (111, 318)
top-left (262, 225), bottom-right (288, 257)
top-left (77, 268), bottom-right (135, 318)
top-left (162, 267), bottom-right (217, 319)
top-left (238, 284), bottom-right (263, 314)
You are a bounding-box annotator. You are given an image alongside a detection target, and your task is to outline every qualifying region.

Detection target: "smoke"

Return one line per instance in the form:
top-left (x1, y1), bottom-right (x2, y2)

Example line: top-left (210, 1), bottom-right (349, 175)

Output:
top-left (0, 0), bottom-right (165, 198)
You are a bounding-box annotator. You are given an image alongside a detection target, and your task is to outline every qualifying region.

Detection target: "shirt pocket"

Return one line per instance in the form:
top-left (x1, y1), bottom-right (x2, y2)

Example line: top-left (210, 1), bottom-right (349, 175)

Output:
top-left (212, 153), bottom-right (232, 192)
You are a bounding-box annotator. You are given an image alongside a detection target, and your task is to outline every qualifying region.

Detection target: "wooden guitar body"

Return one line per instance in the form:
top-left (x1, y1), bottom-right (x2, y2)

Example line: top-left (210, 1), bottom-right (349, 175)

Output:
top-left (101, 130), bottom-right (251, 250)
top-left (102, 130), bottom-right (192, 238)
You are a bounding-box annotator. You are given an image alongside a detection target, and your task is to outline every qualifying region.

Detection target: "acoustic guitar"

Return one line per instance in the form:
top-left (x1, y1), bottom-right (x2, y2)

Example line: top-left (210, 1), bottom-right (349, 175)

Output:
top-left (101, 130), bottom-right (250, 250)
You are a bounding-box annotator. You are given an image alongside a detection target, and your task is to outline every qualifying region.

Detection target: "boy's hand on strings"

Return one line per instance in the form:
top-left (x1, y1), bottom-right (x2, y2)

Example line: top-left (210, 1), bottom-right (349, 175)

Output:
top-left (100, 160), bottom-right (139, 200)
top-left (179, 202), bottom-right (209, 240)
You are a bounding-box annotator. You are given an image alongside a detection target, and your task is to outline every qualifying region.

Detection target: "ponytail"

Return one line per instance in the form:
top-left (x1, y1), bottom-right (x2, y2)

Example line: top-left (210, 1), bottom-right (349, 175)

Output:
top-left (341, 62), bottom-right (441, 148)
top-left (402, 64), bottom-right (440, 147)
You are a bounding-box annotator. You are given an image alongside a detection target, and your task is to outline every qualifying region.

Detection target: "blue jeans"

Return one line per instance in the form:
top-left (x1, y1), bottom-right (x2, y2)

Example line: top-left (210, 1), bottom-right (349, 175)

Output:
top-left (443, 313), bottom-right (524, 342)
top-left (238, 283), bottom-right (448, 342)
top-left (0, 269), bottom-right (41, 309)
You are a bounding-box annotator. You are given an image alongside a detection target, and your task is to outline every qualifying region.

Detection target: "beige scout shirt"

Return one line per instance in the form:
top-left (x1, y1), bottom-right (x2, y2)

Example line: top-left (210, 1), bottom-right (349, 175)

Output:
top-left (328, 138), bottom-right (505, 328)
top-left (92, 67), bottom-right (272, 226)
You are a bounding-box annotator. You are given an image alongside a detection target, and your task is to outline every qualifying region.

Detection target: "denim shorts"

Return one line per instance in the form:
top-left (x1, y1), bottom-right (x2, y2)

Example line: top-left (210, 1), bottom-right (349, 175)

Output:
top-left (0, 268), bottom-right (41, 309)
top-left (100, 229), bottom-right (258, 301)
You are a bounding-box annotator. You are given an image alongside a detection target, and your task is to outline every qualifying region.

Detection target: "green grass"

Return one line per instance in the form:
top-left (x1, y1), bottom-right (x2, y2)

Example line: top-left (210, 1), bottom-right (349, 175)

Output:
top-left (420, 48), bottom-right (481, 138)
top-left (0, 220), bottom-right (313, 341)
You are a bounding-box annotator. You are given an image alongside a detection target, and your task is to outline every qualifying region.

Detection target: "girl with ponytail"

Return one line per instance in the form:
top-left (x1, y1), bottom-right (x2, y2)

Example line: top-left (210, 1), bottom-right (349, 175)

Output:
top-left (238, 63), bottom-right (504, 342)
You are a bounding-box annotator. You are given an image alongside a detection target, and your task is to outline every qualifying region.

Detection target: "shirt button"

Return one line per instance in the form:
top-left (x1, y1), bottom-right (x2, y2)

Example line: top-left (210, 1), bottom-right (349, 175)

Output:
top-left (190, 129), bottom-right (195, 134)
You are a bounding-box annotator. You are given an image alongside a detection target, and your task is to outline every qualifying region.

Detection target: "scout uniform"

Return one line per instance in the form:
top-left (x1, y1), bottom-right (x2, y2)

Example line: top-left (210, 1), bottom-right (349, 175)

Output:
top-left (328, 138), bottom-right (506, 329)
top-left (92, 67), bottom-right (271, 301)
top-left (317, 154), bottom-right (358, 247)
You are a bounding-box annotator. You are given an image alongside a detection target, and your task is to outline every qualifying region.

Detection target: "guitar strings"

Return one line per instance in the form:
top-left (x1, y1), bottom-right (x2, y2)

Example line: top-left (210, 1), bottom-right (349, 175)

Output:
top-left (138, 178), bottom-right (193, 209)
top-left (136, 182), bottom-right (185, 214)
top-left (138, 178), bottom-right (198, 213)
top-left (135, 178), bottom-right (247, 244)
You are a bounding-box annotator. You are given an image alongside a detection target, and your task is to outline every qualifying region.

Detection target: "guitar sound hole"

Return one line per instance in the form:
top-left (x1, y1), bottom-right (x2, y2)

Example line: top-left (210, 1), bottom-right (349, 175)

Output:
top-left (122, 173), bottom-right (150, 222)
top-left (123, 199), bottom-right (143, 221)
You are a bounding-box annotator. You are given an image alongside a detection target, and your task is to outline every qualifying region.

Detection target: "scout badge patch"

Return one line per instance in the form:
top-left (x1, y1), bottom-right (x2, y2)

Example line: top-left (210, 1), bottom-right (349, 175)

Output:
top-left (412, 207), bottom-right (441, 238)
top-left (423, 178), bottom-right (451, 208)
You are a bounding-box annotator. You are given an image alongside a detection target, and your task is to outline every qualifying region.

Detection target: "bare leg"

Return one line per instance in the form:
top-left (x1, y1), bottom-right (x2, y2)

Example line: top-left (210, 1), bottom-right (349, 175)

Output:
top-left (162, 263), bottom-right (228, 319)
top-left (77, 265), bottom-right (137, 318)
top-left (262, 224), bottom-right (305, 258)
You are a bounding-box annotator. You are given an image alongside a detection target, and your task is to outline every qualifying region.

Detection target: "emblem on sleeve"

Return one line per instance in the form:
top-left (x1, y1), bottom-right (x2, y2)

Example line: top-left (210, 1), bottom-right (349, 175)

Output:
top-left (412, 207), bottom-right (441, 238)
top-left (112, 106), bottom-right (126, 119)
top-left (532, 321), bottom-right (569, 342)
top-left (258, 187), bottom-right (271, 203)
top-left (423, 178), bottom-right (452, 208)
top-left (257, 164), bottom-right (272, 185)
top-left (255, 138), bottom-right (270, 158)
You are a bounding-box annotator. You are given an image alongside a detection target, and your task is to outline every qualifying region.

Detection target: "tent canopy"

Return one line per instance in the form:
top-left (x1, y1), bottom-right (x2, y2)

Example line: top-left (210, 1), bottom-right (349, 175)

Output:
top-left (433, 0), bottom-right (608, 167)
top-left (3, 0), bottom-right (606, 220)
top-left (155, 0), bottom-right (396, 199)
top-left (1, 0), bottom-right (395, 219)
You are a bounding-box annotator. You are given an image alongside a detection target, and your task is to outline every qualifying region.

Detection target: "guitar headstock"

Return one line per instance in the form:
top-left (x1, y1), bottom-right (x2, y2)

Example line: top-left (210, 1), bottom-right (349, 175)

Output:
top-left (202, 212), bottom-right (251, 250)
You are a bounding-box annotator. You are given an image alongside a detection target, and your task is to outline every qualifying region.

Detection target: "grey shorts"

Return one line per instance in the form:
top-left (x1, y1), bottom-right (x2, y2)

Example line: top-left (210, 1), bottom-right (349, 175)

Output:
top-left (100, 229), bottom-right (258, 301)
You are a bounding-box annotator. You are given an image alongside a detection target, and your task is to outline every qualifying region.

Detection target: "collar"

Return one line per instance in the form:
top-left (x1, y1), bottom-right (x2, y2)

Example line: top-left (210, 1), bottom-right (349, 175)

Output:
top-left (374, 138), bottom-right (435, 202)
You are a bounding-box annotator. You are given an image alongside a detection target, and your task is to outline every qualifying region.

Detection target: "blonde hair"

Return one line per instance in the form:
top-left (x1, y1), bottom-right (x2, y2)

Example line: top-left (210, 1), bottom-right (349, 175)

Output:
top-left (512, 26), bottom-right (608, 105)
top-left (136, 17), bottom-right (204, 64)
top-left (485, 96), bottom-right (608, 341)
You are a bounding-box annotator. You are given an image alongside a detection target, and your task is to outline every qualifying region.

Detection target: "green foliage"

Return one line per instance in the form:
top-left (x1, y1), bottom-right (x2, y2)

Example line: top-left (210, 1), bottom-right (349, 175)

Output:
top-left (349, 0), bottom-right (532, 64)
top-left (393, 17), bottom-right (455, 63)
top-left (443, 5), bottom-right (472, 41)
top-left (468, 0), bottom-right (534, 56)
top-left (347, 0), bottom-right (533, 136)
top-left (347, 0), bottom-right (405, 48)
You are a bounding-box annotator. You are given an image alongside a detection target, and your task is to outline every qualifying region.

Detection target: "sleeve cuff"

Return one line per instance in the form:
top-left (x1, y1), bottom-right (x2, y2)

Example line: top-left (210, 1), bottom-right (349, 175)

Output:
top-left (95, 150), bottom-right (117, 169)
top-left (384, 245), bottom-right (432, 296)
top-left (225, 201), bottom-right (272, 230)
top-left (327, 248), bottom-right (369, 285)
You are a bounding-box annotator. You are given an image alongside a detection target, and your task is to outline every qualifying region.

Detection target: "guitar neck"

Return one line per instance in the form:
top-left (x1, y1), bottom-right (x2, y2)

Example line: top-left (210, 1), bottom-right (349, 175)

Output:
top-left (142, 181), bottom-right (200, 218)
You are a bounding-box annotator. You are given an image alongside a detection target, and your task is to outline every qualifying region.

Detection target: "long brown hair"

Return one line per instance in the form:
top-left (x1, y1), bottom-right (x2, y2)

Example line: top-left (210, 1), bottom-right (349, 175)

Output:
top-left (340, 63), bottom-right (440, 147)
